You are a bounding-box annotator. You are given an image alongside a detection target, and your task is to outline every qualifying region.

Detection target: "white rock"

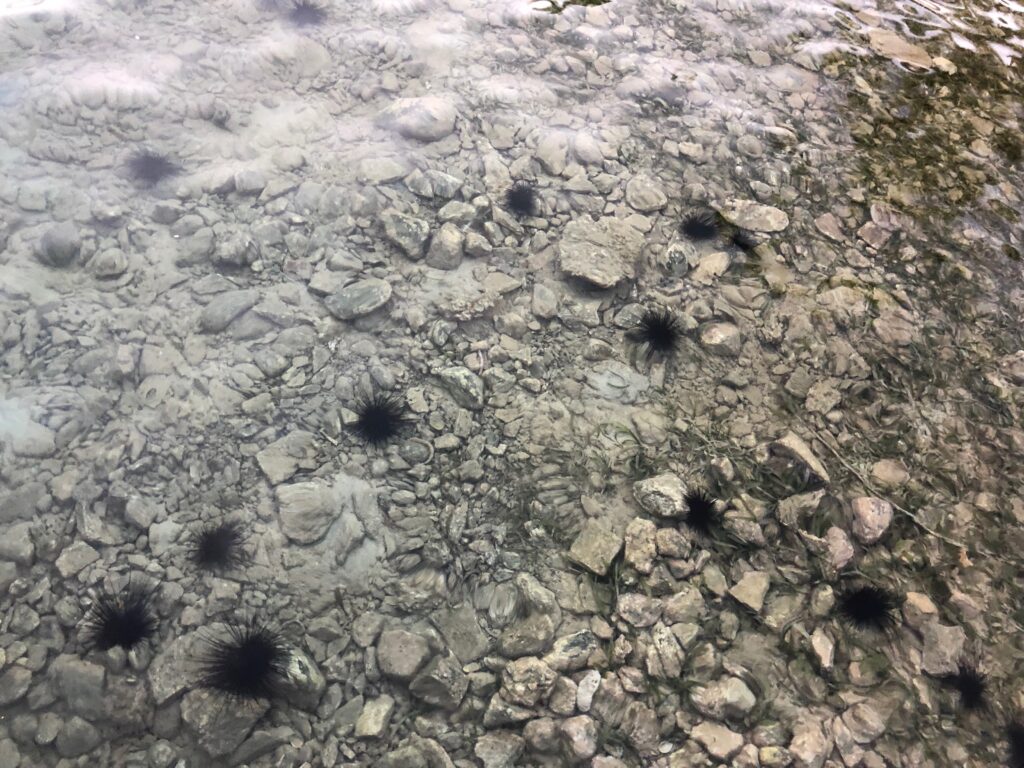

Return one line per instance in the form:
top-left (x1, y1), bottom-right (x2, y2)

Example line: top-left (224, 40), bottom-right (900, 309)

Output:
top-left (380, 96), bottom-right (458, 142)
top-left (850, 497), bottom-right (893, 544)
top-left (720, 200), bottom-right (789, 232)
top-left (729, 571), bottom-right (770, 613)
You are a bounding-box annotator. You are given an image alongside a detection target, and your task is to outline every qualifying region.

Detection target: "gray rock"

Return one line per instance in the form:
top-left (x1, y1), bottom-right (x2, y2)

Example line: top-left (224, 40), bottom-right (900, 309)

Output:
top-left (501, 657), bottom-right (557, 707)
top-left (55, 716), bottom-right (101, 758)
top-left (52, 656), bottom-right (106, 718)
top-left (148, 518), bottom-right (182, 557)
top-left (691, 721), bottom-right (744, 761)
top-left (381, 96), bottom-right (458, 142)
top-left (379, 746), bottom-right (428, 768)
top-left (275, 481), bottom-right (337, 545)
top-left (199, 290), bottom-right (258, 333)
top-left (536, 130), bottom-right (569, 174)
top-left (256, 430), bottom-right (318, 485)
top-left (0, 522), bottom-right (34, 565)
top-left (841, 702), bottom-right (886, 744)
top-left (228, 727), bottom-right (292, 766)
top-left (409, 653), bottom-right (469, 709)
top-left (720, 200), bottom-right (789, 232)
top-left (38, 222), bottom-right (81, 267)
top-left (55, 541), bottom-right (99, 578)
top-left (568, 518), bottom-right (624, 576)
top-left (438, 366), bottom-right (485, 410)
top-left (633, 473), bottom-right (688, 518)
top-left (769, 432), bottom-right (831, 485)
top-left (355, 695), bottom-right (395, 738)
top-left (499, 613), bottom-right (557, 657)
top-left (181, 688), bottom-right (266, 756)
top-left (623, 518), bottom-right (657, 575)
top-left (625, 175), bottom-right (667, 212)
top-left (324, 278), bottom-right (393, 320)
top-left (850, 497), bottom-right (893, 545)
top-left (377, 629), bottom-right (431, 681)
top-left (434, 605), bottom-right (489, 663)
top-left (474, 731), bottom-right (525, 768)
top-left (382, 210), bottom-right (430, 259)
top-left (585, 360), bottom-right (650, 404)
top-left (691, 677), bottom-right (757, 720)
top-left (0, 667), bottom-right (31, 706)
top-left (532, 283), bottom-right (558, 319)
top-left (425, 223), bottom-right (464, 270)
top-left (149, 633), bottom-right (199, 704)
top-left (699, 322), bottom-right (742, 357)
top-left (0, 739), bottom-right (21, 768)
top-left (789, 717), bottom-right (832, 768)
top-left (921, 623), bottom-right (966, 676)
top-left (90, 248), bottom-right (129, 277)
top-left (729, 571), bottom-right (770, 613)
top-left (558, 216), bottom-right (644, 288)
top-left (646, 623), bottom-right (684, 679)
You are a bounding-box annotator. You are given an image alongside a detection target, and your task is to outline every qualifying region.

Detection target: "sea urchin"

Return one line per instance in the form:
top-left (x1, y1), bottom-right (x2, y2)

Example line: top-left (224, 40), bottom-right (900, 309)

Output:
top-left (628, 307), bottom-right (683, 362)
top-left (836, 584), bottom-right (900, 632)
top-left (505, 182), bottom-right (537, 218)
top-left (126, 150), bottom-right (180, 187)
top-left (680, 208), bottom-right (720, 242)
top-left (682, 488), bottom-right (720, 536)
top-left (943, 660), bottom-right (988, 711)
top-left (84, 579), bottom-right (158, 652)
top-left (287, 0), bottom-right (327, 25)
top-left (197, 620), bottom-right (289, 702)
top-left (352, 391), bottom-right (406, 445)
top-left (191, 520), bottom-right (246, 572)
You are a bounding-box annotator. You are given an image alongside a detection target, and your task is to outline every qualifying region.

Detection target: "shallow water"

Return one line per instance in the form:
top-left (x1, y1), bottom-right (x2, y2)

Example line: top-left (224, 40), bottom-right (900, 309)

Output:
top-left (1, 0), bottom-right (1023, 765)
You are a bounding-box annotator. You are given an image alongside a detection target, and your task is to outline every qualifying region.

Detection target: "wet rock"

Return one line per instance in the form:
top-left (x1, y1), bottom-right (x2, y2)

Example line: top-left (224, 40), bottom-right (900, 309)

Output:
top-left (768, 432), bottom-right (831, 485)
top-left (438, 366), bottom-right (485, 410)
top-left (624, 517), bottom-right (657, 574)
top-left (841, 702), bottom-right (886, 744)
top-left (324, 278), bottom-right (393, 320)
top-left (691, 721), bottom-right (744, 761)
top-left (38, 222), bottom-right (82, 267)
top-left (199, 290), bottom-right (258, 333)
top-left (409, 653), bottom-right (468, 709)
top-left (181, 688), bottom-right (266, 756)
top-left (870, 459), bottom-right (909, 488)
top-left (536, 131), bottom-right (569, 174)
top-left (377, 629), bottom-right (431, 681)
top-left (532, 283), bottom-right (558, 319)
top-left (543, 630), bottom-right (598, 672)
top-left (617, 593), bottom-right (662, 628)
top-left (380, 96), bottom-right (458, 142)
top-left (382, 210), bottom-right (430, 259)
top-left (434, 604), bottom-right (489, 663)
top-left (275, 482), bottom-right (337, 545)
top-left (90, 248), bottom-right (129, 277)
top-left (699, 322), bottom-right (742, 357)
top-left (0, 667), bottom-right (31, 706)
top-left (558, 216), bottom-right (644, 288)
top-left (921, 623), bottom-right (966, 676)
top-left (51, 656), bottom-right (105, 718)
top-left (148, 633), bottom-right (199, 704)
top-left (55, 541), bottom-right (99, 578)
top-left (568, 518), bottom-right (624, 576)
top-left (559, 715), bottom-right (599, 760)
top-left (902, 592), bottom-right (938, 630)
top-left (664, 583), bottom-right (705, 623)
top-left (730, 571), bottom-right (770, 613)
top-left (257, 430), bottom-right (318, 485)
top-left (0, 522), bottom-right (34, 565)
top-left (501, 657), bottom-right (557, 707)
top-left (576, 669), bottom-right (601, 713)
top-left (474, 731), bottom-right (525, 768)
top-left (720, 200), bottom-right (789, 232)
top-left (825, 527), bottom-right (854, 573)
top-left (849, 497), bottom-right (893, 544)
top-left (646, 623), bottom-right (684, 679)
top-left (633, 473), bottom-right (687, 519)
top-left (585, 360), bottom-right (650, 404)
top-left (355, 694), bottom-right (395, 738)
top-left (811, 627), bottom-right (835, 671)
top-left (379, 746), bottom-right (427, 768)
top-left (625, 175), bottom-right (667, 212)
top-left (691, 677), bottom-right (757, 720)
top-left (425, 223), bottom-right (464, 270)
top-left (55, 716), bottom-right (101, 758)
top-left (868, 29), bottom-right (932, 69)
top-left (789, 717), bottom-right (833, 768)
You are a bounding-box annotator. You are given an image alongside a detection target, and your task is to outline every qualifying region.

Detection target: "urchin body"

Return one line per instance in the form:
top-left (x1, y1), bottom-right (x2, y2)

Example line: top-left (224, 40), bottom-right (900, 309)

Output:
top-left (127, 150), bottom-right (180, 187)
top-left (680, 208), bottom-right (720, 241)
top-left (836, 584), bottom-right (900, 632)
top-left (191, 520), bottom-right (246, 572)
top-left (197, 621), bottom-right (290, 701)
top-left (628, 308), bottom-right (683, 362)
top-left (84, 580), bottom-right (158, 652)
top-left (943, 661), bottom-right (988, 711)
top-left (288, 0), bottom-right (327, 25)
top-left (682, 489), bottom-right (720, 535)
top-left (505, 182), bottom-right (537, 217)
top-left (352, 392), bottom-right (406, 445)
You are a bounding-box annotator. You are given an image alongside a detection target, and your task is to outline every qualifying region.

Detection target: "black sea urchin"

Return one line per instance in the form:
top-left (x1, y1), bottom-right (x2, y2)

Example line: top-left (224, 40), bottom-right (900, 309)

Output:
top-left (680, 208), bottom-right (720, 242)
top-left (126, 150), bottom-right (180, 187)
top-left (191, 520), bottom-right (246, 572)
top-left (943, 660), bottom-right (988, 711)
top-left (682, 488), bottom-right (720, 536)
top-left (197, 620), bottom-right (289, 702)
top-left (836, 584), bottom-right (900, 632)
top-left (287, 0), bottom-right (327, 25)
top-left (352, 391), bottom-right (406, 445)
top-left (505, 182), bottom-right (537, 218)
top-left (1007, 719), bottom-right (1024, 768)
top-left (731, 229), bottom-right (759, 252)
top-left (627, 307), bottom-right (683, 362)
top-left (84, 579), bottom-right (158, 652)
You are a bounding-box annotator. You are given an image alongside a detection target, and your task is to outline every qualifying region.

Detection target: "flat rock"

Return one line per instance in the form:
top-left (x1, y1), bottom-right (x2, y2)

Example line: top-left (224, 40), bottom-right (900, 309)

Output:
top-left (382, 210), bottom-right (430, 259)
top-left (409, 653), bottom-right (469, 710)
top-left (380, 96), bottom-right (458, 142)
top-left (849, 497), bottom-right (893, 544)
top-left (568, 518), bottom-right (624, 576)
top-left (434, 604), bottom-right (489, 663)
top-left (769, 432), bottom-right (831, 485)
top-left (275, 481), bottom-right (337, 545)
top-left (199, 290), bottom-right (258, 333)
top-left (181, 688), bottom-right (267, 756)
top-left (720, 200), bottom-right (789, 232)
top-left (921, 623), bottom-right (966, 676)
top-left (699, 322), bottom-right (742, 357)
top-left (558, 217), bottom-right (644, 288)
top-left (691, 721), bottom-right (744, 761)
top-left (256, 430), bottom-right (318, 485)
top-left (633, 473), bottom-right (687, 518)
top-left (438, 366), bottom-right (485, 410)
top-left (869, 29), bottom-right (933, 69)
top-left (730, 571), bottom-right (770, 613)
top-left (474, 731), bottom-right (525, 768)
top-left (355, 695), bottom-right (395, 738)
top-left (55, 542), bottom-right (99, 578)
top-left (625, 175), bottom-right (667, 212)
top-left (377, 629), bottom-right (431, 681)
top-left (323, 278), bottom-right (392, 320)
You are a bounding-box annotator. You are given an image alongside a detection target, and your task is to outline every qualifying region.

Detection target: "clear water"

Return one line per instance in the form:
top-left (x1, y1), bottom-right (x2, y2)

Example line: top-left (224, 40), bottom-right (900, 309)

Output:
top-left (1, 0), bottom-right (1023, 765)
